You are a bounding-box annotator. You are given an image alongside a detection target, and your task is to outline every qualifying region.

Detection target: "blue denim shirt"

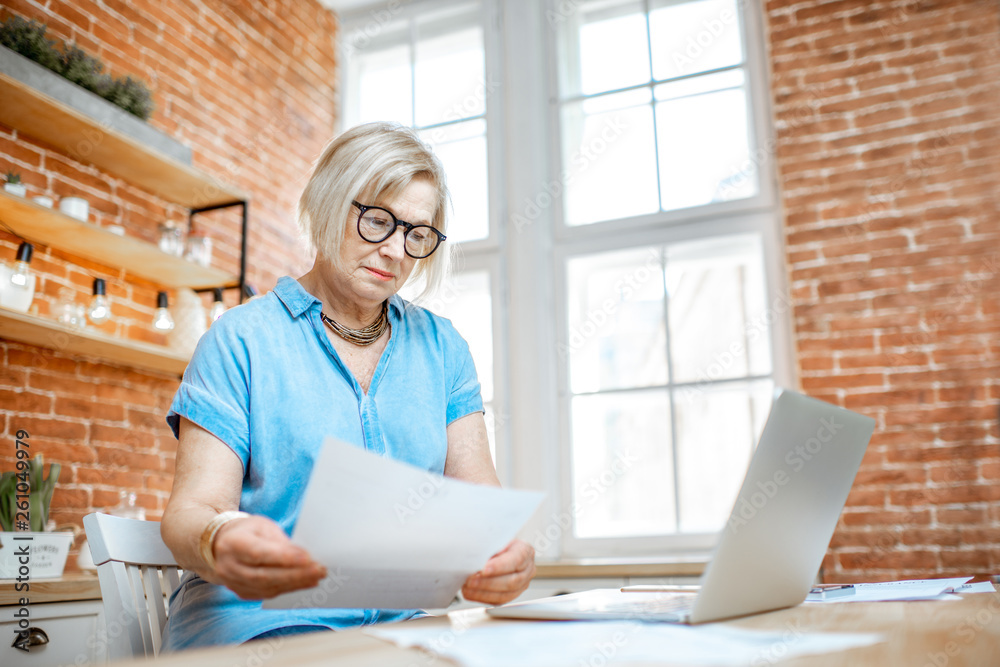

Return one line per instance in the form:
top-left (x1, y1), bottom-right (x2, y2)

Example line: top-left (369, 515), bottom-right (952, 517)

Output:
top-left (162, 277), bottom-right (483, 650)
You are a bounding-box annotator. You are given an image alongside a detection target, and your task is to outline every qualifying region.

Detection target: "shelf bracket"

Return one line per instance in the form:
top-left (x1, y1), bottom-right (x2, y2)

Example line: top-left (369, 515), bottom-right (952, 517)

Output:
top-left (188, 199), bottom-right (250, 299)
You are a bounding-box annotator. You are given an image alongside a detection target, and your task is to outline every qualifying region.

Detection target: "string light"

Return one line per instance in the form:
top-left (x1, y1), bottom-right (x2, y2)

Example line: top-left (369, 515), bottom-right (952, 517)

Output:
top-left (152, 291), bottom-right (175, 331)
top-left (87, 278), bottom-right (111, 325)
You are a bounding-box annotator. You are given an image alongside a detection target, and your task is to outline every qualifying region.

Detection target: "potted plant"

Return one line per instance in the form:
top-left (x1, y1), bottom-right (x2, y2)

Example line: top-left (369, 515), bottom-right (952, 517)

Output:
top-left (0, 454), bottom-right (74, 579)
top-left (0, 17), bottom-right (154, 119)
top-left (4, 170), bottom-right (26, 197)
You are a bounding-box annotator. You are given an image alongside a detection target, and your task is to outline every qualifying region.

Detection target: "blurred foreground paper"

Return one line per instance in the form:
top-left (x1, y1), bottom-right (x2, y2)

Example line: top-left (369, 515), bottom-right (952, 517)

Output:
top-left (263, 437), bottom-right (544, 610)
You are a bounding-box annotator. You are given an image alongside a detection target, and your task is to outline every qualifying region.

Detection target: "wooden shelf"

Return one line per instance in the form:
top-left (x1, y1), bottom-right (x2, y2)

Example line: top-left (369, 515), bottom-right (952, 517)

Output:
top-left (0, 307), bottom-right (188, 376)
top-left (0, 190), bottom-right (236, 289)
top-left (0, 574), bottom-right (101, 605)
top-left (0, 70), bottom-right (247, 208)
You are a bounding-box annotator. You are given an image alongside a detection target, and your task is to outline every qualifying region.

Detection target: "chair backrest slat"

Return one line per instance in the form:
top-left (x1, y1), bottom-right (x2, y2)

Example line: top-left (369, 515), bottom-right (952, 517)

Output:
top-left (143, 564), bottom-right (168, 648)
top-left (165, 566), bottom-right (181, 592)
top-left (83, 512), bottom-right (182, 660)
top-left (126, 563), bottom-right (155, 655)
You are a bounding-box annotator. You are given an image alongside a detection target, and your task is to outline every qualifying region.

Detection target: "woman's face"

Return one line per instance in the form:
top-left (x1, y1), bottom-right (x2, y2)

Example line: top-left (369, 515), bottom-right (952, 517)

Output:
top-left (333, 176), bottom-right (438, 306)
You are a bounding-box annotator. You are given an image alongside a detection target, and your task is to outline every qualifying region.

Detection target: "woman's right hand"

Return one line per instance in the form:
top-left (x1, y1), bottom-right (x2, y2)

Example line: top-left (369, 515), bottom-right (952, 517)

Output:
top-left (209, 514), bottom-right (327, 600)
top-left (161, 418), bottom-right (326, 600)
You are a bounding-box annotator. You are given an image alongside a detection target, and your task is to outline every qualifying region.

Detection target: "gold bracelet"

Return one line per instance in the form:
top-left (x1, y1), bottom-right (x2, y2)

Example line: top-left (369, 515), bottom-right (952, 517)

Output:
top-left (198, 510), bottom-right (250, 571)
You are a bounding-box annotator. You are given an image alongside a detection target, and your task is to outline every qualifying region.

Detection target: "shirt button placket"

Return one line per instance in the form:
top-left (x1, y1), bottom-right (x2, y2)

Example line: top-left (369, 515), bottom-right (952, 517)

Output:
top-left (359, 395), bottom-right (384, 455)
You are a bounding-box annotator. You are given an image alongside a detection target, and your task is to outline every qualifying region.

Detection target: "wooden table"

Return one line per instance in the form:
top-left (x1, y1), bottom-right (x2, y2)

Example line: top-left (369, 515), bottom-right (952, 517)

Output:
top-left (104, 591), bottom-right (1000, 666)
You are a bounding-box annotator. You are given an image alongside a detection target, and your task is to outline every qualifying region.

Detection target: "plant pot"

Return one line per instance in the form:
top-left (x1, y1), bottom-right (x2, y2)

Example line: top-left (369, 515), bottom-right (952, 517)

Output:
top-left (0, 531), bottom-right (74, 579)
top-left (3, 183), bottom-right (26, 197)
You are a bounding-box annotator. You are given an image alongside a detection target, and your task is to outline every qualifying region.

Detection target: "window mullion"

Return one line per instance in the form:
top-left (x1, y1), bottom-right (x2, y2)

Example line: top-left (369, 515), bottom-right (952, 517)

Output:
top-left (659, 248), bottom-right (682, 532)
top-left (408, 19), bottom-right (417, 126)
top-left (642, 0), bottom-right (664, 218)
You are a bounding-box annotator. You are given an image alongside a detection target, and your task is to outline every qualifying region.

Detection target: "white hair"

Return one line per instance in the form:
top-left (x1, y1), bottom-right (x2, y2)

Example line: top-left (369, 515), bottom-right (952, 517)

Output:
top-left (298, 122), bottom-right (451, 300)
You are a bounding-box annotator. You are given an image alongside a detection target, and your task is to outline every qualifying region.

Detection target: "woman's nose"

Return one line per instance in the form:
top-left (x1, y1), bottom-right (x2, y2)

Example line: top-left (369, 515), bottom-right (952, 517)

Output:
top-left (380, 227), bottom-right (407, 260)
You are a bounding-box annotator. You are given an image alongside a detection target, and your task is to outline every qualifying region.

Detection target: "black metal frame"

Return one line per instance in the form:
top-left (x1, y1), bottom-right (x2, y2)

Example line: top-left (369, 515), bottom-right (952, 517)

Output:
top-left (188, 200), bottom-right (250, 300)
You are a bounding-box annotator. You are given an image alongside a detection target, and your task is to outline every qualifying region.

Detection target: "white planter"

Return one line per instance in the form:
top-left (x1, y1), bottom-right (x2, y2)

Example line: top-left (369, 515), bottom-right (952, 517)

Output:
top-left (0, 531), bottom-right (74, 579)
top-left (3, 183), bottom-right (27, 197)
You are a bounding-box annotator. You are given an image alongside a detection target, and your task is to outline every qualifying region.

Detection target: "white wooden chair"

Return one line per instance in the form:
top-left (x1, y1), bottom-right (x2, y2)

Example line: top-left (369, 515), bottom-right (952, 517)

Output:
top-left (83, 512), bottom-right (183, 660)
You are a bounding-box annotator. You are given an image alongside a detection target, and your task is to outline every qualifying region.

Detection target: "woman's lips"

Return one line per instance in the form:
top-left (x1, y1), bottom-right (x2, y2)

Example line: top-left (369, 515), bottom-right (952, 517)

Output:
top-left (364, 267), bottom-right (394, 281)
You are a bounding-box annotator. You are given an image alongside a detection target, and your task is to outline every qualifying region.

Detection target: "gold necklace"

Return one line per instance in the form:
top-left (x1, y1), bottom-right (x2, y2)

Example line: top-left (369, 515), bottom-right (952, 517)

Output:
top-left (320, 301), bottom-right (388, 346)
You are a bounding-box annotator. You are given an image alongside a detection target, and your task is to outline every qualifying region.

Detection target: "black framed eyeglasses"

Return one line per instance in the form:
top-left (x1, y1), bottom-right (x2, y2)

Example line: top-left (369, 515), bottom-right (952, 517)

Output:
top-left (351, 200), bottom-right (446, 259)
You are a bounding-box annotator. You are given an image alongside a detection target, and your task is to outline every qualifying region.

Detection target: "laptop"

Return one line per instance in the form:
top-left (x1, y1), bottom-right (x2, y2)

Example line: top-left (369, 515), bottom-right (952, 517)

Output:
top-left (487, 388), bottom-right (875, 624)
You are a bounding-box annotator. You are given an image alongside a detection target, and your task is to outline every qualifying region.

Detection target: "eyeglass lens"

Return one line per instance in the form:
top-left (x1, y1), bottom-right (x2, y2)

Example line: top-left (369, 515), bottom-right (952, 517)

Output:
top-left (358, 207), bottom-right (440, 258)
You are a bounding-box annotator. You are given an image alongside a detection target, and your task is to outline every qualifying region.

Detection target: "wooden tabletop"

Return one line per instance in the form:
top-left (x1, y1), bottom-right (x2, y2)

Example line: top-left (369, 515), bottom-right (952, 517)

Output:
top-left (105, 592), bottom-right (1000, 666)
top-left (0, 573), bottom-right (101, 606)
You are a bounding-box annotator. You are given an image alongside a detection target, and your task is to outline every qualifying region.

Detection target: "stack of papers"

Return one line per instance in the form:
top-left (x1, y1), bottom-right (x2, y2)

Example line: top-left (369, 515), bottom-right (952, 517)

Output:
top-left (263, 438), bottom-right (544, 611)
top-left (806, 577), bottom-right (996, 603)
top-left (370, 619), bottom-right (883, 667)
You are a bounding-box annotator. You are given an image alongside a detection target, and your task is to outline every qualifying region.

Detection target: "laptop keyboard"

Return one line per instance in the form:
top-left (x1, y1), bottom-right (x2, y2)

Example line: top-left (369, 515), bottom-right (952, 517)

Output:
top-left (597, 592), bottom-right (698, 616)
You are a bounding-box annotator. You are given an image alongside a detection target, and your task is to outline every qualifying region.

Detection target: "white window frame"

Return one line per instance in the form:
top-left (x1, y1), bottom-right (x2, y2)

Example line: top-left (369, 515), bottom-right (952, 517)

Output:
top-left (338, 0), bottom-right (504, 255)
top-left (339, 0), bottom-right (513, 480)
top-left (338, 0), bottom-right (796, 560)
top-left (545, 0), bottom-right (795, 557)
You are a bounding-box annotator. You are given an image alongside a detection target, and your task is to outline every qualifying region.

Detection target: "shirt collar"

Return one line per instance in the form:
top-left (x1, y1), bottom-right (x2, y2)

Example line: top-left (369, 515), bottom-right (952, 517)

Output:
top-left (273, 276), bottom-right (404, 320)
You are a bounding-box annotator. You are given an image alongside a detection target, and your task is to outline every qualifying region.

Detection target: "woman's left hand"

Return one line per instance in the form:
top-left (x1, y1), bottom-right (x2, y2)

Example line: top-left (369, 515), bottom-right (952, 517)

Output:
top-left (461, 538), bottom-right (536, 605)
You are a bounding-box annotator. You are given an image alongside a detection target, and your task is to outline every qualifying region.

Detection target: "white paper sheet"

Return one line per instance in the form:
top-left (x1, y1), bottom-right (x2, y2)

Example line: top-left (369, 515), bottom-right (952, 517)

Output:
top-left (369, 618), bottom-right (883, 667)
top-left (951, 581), bottom-right (996, 594)
top-left (263, 438), bottom-right (544, 610)
top-left (808, 577), bottom-right (973, 603)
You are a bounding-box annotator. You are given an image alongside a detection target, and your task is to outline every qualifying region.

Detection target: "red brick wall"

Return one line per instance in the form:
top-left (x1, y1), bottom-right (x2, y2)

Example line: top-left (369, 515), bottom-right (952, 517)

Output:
top-left (766, 0), bottom-right (1000, 581)
top-left (0, 0), bottom-right (338, 570)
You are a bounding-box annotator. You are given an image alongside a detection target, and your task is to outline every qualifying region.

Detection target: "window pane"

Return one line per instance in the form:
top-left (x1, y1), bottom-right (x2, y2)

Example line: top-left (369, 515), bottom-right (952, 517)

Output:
top-left (345, 4), bottom-right (491, 244)
top-left (566, 247), bottom-right (667, 394)
top-left (673, 380), bottom-right (772, 533)
top-left (355, 43), bottom-right (413, 126)
top-left (414, 269), bottom-right (496, 461)
top-left (649, 0), bottom-right (744, 81)
top-left (420, 120), bottom-right (489, 243)
top-left (655, 84), bottom-right (756, 210)
top-left (561, 96), bottom-right (659, 226)
top-left (419, 269), bottom-right (493, 402)
top-left (556, 0), bottom-right (759, 228)
top-left (571, 390), bottom-right (675, 538)
top-left (666, 234), bottom-right (772, 384)
top-left (415, 24), bottom-right (485, 126)
top-left (575, 2), bottom-right (650, 95)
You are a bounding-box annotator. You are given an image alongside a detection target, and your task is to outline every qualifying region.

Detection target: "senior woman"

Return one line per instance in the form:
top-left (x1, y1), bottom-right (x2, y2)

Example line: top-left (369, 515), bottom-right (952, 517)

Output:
top-left (160, 122), bottom-right (535, 650)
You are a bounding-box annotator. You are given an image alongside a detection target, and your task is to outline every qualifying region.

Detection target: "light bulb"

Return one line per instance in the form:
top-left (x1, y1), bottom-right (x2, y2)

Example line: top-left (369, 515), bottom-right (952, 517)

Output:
top-left (87, 278), bottom-right (112, 325)
top-left (209, 287), bottom-right (226, 323)
top-left (152, 291), bottom-right (175, 331)
top-left (10, 263), bottom-right (29, 286)
top-left (9, 241), bottom-right (33, 287)
top-left (0, 241), bottom-right (37, 313)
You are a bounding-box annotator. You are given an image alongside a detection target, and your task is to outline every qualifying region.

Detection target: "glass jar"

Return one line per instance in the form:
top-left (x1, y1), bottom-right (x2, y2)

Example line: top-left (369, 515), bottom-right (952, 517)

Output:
top-left (54, 288), bottom-right (82, 327)
top-left (108, 490), bottom-right (146, 520)
top-left (184, 232), bottom-right (213, 268)
top-left (158, 223), bottom-right (185, 257)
